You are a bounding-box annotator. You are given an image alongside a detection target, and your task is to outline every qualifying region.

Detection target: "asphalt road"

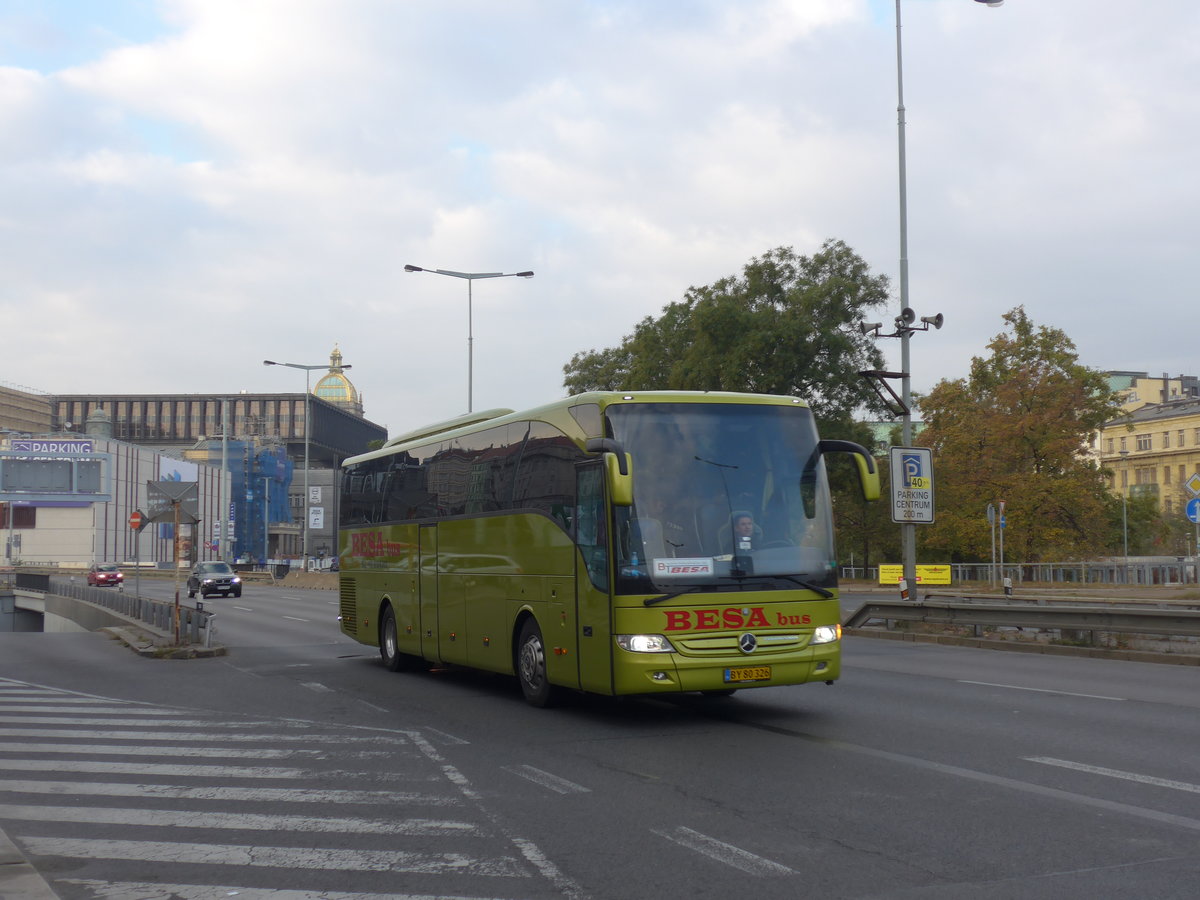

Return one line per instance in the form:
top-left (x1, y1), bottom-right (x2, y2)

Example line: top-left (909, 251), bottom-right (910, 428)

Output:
top-left (1, 580), bottom-right (1199, 899)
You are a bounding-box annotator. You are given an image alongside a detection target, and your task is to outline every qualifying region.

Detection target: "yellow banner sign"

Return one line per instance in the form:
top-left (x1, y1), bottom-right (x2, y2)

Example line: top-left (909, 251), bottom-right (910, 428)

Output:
top-left (878, 564), bottom-right (952, 586)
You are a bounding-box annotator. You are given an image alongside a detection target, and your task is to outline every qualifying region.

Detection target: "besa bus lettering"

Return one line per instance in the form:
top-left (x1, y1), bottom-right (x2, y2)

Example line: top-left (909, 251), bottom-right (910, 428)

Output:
top-left (662, 607), bottom-right (813, 631)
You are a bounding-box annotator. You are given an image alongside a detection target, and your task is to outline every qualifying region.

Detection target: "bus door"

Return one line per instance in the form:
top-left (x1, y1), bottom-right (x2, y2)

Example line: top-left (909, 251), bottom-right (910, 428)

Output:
top-left (418, 523), bottom-right (441, 663)
top-left (574, 461), bottom-right (614, 694)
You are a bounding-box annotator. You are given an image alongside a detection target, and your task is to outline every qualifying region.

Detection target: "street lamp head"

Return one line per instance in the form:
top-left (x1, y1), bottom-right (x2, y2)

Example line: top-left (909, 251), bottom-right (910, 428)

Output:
top-left (516, 271), bottom-right (535, 278)
top-left (263, 360), bottom-right (277, 366)
top-left (974, 0), bottom-right (1003, 6)
top-left (404, 265), bottom-right (424, 273)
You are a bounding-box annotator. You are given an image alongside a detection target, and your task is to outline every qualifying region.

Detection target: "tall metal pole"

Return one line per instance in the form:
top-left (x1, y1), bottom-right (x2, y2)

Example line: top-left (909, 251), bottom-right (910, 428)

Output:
top-left (303, 369), bottom-right (313, 571)
top-left (219, 399), bottom-right (228, 560)
top-left (467, 279), bottom-right (474, 413)
top-left (895, 0), bottom-right (916, 593)
top-left (403, 266), bottom-right (534, 414)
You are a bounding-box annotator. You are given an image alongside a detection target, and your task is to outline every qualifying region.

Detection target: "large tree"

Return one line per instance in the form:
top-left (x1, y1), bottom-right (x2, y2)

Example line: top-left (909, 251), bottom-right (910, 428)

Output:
top-left (917, 307), bottom-right (1120, 562)
top-left (562, 239), bottom-right (892, 425)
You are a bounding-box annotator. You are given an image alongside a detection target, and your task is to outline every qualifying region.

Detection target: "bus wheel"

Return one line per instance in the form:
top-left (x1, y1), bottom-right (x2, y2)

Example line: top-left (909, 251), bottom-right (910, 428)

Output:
top-left (517, 618), bottom-right (559, 708)
top-left (380, 607), bottom-right (405, 672)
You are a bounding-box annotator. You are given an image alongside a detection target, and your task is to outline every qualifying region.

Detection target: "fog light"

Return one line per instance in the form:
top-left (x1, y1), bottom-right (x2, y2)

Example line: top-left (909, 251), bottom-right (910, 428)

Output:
top-left (651, 671), bottom-right (669, 681)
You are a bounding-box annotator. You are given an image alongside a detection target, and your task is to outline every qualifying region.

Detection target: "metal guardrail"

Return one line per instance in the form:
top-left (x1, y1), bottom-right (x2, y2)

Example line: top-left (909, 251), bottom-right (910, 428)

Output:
top-left (24, 575), bottom-right (215, 646)
top-left (845, 596), bottom-right (1200, 639)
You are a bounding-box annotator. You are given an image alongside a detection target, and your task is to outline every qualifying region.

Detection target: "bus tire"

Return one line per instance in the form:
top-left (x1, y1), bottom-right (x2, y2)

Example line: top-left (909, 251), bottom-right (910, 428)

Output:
top-left (379, 606), bottom-right (406, 672)
top-left (517, 618), bottom-right (559, 708)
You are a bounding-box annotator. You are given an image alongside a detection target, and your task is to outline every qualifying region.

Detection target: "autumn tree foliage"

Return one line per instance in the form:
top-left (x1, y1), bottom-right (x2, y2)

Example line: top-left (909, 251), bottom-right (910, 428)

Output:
top-left (916, 307), bottom-right (1120, 562)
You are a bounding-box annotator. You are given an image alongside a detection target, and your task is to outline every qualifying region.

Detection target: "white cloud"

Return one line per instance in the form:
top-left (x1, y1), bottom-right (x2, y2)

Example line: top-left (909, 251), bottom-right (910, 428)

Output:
top-left (0, 0), bottom-right (1198, 433)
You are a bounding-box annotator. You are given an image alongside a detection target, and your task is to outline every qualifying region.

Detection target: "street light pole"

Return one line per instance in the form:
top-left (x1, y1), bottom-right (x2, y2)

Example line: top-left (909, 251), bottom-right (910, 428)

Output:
top-left (1119, 448), bottom-right (1130, 584)
top-left (893, 0), bottom-right (1001, 593)
top-left (404, 265), bottom-right (534, 413)
top-left (263, 358), bottom-right (351, 571)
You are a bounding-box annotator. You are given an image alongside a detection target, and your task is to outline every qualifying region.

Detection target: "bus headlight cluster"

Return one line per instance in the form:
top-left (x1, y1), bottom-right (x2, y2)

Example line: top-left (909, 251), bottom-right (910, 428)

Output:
top-left (615, 634), bottom-right (675, 653)
top-left (811, 624), bottom-right (841, 645)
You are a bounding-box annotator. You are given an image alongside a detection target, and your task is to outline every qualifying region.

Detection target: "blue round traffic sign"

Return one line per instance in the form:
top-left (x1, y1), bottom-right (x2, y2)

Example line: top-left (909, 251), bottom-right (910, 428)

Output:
top-left (1187, 498), bottom-right (1200, 524)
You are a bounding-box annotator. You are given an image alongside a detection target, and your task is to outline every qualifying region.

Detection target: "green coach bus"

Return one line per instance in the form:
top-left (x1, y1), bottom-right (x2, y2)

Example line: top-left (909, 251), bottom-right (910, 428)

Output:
top-left (338, 391), bottom-right (879, 706)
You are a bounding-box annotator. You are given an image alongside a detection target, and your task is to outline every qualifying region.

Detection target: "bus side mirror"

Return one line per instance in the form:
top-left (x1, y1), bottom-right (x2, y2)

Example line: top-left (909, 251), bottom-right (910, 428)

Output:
top-left (817, 439), bottom-right (881, 502)
top-left (586, 438), bottom-right (634, 507)
top-left (606, 452), bottom-right (633, 507)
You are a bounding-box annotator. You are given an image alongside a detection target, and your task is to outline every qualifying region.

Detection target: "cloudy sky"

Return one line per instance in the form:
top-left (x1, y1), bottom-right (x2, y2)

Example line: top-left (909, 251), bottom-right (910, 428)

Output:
top-left (2, 0), bottom-right (1196, 436)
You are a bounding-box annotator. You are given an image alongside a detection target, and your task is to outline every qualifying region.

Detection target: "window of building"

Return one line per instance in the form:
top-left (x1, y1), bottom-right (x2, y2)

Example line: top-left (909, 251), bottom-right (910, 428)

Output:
top-left (1136, 434), bottom-right (1151, 451)
top-left (1162, 431), bottom-right (1170, 449)
top-left (1119, 436), bottom-right (1128, 452)
top-left (1178, 430), bottom-right (1185, 447)
top-left (1105, 438), bottom-right (1114, 454)
top-left (0, 505), bottom-right (37, 529)
top-left (1164, 467), bottom-right (1172, 484)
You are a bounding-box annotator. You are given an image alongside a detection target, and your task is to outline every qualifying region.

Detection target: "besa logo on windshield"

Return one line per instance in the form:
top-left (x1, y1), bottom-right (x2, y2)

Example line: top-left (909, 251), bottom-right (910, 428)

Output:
top-left (662, 607), bottom-right (812, 631)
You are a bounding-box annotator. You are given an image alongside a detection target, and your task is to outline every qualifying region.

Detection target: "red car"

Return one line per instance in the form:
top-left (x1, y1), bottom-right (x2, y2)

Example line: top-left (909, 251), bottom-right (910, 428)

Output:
top-left (87, 563), bottom-right (124, 587)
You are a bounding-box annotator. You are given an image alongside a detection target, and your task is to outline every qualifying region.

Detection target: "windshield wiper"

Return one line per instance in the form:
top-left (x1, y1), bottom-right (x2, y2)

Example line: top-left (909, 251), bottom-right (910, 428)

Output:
top-left (769, 574), bottom-right (834, 598)
top-left (643, 586), bottom-right (703, 606)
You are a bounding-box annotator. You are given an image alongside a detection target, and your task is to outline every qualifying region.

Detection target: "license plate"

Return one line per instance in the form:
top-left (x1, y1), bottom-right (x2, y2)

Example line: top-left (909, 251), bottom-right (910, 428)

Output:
top-left (724, 665), bottom-right (771, 683)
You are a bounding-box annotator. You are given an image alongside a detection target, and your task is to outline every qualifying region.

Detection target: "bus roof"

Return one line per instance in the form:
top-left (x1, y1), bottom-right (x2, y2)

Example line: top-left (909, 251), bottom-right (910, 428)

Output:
top-left (345, 391), bottom-right (811, 468)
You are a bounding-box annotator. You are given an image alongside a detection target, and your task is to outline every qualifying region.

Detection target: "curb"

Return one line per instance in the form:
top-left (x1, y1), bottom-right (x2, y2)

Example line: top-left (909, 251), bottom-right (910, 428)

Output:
top-left (101, 625), bottom-right (228, 659)
top-left (0, 828), bottom-right (60, 899)
top-left (846, 627), bottom-right (1200, 666)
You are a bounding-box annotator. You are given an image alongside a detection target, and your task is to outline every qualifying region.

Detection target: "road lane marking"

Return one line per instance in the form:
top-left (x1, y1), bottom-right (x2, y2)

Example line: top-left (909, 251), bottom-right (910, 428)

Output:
top-left (0, 728), bottom-right (400, 743)
top-left (282, 615), bottom-right (310, 622)
top-left (0, 705), bottom-right (189, 714)
top-left (0, 742), bottom-right (330, 758)
top-left (1026, 757), bottom-right (1200, 794)
top-left (0, 804), bottom-right (479, 835)
top-left (503, 765), bottom-right (591, 795)
top-left (0, 759), bottom-right (313, 778)
top-left (652, 826), bottom-right (793, 875)
top-left (0, 780), bottom-right (459, 804)
top-left (422, 727), bottom-right (469, 745)
top-left (409, 732), bottom-right (587, 900)
top-left (58, 881), bottom-right (512, 900)
top-left (18, 837), bottom-right (529, 877)
top-left (233, 605), bottom-right (254, 611)
top-left (301, 682), bottom-right (333, 693)
top-left (958, 680), bottom-right (1125, 701)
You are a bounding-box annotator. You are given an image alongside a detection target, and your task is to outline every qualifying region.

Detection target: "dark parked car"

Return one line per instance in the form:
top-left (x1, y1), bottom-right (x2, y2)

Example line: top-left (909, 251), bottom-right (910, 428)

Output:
top-left (187, 561), bottom-right (242, 599)
top-left (87, 563), bottom-right (124, 588)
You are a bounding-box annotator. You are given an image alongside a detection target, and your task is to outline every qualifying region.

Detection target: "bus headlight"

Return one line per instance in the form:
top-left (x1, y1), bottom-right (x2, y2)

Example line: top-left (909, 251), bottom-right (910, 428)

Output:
top-left (615, 634), bottom-right (675, 653)
top-left (811, 624), bottom-right (841, 645)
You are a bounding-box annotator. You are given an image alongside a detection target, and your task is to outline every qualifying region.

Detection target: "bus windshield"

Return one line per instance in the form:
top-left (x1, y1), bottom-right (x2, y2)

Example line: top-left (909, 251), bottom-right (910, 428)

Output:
top-left (606, 402), bottom-right (836, 594)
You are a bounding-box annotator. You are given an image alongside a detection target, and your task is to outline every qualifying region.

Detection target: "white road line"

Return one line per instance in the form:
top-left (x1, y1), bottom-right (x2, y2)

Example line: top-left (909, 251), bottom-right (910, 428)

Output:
top-left (0, 758), bottom-right (311, 778)
top-left (421, 727), bottom-right (469, 745)
top-left (503, 765), bottom-right (591, 795)
top-left (282, 615), bottom-right (310, 622)
top-left (301, 682), bottom-right (334, 693)
top-left (0, 705), bottom-right (187, 714)
top-left (958, 680), bottom-right (1126, 701)
top-left (1026, 757), bottom-right (1200, 794)
top-left (0, 803), bottom-right (479, 835)
top-left (0, 696), bottom-right (112, 704)
top-left (233, 605), bottom-right (254, 611)
top-left (0, 780), bottom-right (458, 804)
top-left (0, 716), bottom-right (298, 727)
top-left (58, 879), bottom-right (512, 900)
top-left (0, 742), bottom-right (329, 758)
top-left (0, 728), bottom-right (401, 743)
top-left (20, 837), bottom-right (529, 876)
top-left (652, 826), bottom-right (793, 875)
